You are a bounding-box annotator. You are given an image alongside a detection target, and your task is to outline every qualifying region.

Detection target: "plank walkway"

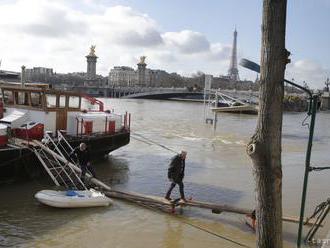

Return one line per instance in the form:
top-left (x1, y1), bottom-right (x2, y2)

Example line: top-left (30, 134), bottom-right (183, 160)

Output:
top-left (105, 190), bottom-right (318, 227)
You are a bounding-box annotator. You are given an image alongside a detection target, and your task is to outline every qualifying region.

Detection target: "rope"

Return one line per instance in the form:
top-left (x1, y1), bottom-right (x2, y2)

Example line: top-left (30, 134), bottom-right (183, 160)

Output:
top-left (181, 219), bottom-right (251, 248)
top-left (301, 114), bottom-right (310, 129)
top-left (309, 166), bottom-right (330, 172)
top-left (131, 132), bottom-right (178, 154)
top-left (130, 135), bottom-right (154, 145)
top-left (129, 195), bottom-right (251, 247)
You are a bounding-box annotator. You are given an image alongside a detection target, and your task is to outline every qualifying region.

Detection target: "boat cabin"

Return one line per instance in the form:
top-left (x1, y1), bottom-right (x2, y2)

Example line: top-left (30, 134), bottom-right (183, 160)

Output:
top-left (0, 82), bottom-right (129, 144)
top-left (0, 82), bottom-right (82, 131)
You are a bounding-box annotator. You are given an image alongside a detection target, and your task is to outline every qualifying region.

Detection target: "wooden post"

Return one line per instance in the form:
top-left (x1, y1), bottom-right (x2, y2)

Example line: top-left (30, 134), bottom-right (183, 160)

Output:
top-left (128, 113), bottom-right (131, 131)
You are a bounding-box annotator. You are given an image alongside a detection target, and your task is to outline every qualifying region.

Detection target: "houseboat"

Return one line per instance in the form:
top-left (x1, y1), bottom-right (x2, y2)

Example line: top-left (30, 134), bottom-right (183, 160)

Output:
top-left (0, 79), bottom-right (130, 184)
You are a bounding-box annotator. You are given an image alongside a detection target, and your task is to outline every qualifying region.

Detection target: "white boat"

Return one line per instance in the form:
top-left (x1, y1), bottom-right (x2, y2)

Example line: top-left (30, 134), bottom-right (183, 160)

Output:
top-left (35, 189), bottom-right (113, 208)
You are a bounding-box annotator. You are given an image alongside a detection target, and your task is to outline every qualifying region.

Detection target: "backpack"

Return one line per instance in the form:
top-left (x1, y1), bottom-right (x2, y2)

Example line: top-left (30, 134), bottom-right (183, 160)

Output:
top-left (167, 155), bottom-right (179, 180)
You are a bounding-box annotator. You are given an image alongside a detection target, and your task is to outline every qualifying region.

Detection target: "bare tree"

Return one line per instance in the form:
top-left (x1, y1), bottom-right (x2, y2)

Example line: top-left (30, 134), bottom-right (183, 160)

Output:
top-left (247, 1), bottom-right (289, 247)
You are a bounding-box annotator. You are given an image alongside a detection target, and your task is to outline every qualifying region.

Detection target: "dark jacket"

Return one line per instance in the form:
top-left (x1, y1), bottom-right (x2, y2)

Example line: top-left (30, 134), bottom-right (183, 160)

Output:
top-left (71, 147), bottom-right (90, 165)
top-left (168, 154), bottom-right (185, 183)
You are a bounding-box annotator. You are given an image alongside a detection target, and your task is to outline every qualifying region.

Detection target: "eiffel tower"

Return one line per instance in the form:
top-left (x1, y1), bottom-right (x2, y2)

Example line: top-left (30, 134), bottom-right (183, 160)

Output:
top-left (227, 29), bottom-right (240, 81)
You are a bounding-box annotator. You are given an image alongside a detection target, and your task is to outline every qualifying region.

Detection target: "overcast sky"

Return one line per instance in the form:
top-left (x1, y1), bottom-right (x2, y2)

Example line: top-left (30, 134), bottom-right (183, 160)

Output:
top-left (0, 0), bottom-right (329, 88)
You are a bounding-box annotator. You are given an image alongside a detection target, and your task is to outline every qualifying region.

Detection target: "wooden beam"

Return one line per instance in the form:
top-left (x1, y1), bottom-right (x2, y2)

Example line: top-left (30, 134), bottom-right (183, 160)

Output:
top-left (104, 190), bottom-right (320, 227)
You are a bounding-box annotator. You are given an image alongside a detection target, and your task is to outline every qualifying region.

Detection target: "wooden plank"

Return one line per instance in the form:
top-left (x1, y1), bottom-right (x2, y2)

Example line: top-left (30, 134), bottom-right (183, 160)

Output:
top-left (182, 199), bottom-right (251, 215)
top-left (105, 190), bottom-right (319, 226)
top-left (282, 216), bottom-right (323, 227)
top-left (105, 190), bottom-right (173, 207)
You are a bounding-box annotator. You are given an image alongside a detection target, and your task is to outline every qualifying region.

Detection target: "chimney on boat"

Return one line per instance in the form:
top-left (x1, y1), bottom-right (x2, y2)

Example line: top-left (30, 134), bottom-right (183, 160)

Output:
top-left (21, 65), bottom-right (26, 87)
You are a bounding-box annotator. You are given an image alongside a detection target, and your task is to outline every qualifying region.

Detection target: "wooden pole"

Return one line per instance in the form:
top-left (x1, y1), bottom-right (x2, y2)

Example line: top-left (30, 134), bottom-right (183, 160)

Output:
top-left (248, 1), bottom-right (288, 247)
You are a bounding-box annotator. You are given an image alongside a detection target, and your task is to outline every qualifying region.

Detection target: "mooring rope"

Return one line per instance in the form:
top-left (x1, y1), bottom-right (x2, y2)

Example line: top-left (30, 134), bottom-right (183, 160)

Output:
top-left (181, 219), bottom-right (251, 248)
top-left (131, 132), bottom-right (178, 154)
top-left (127, 133), bottom-right (251, 247)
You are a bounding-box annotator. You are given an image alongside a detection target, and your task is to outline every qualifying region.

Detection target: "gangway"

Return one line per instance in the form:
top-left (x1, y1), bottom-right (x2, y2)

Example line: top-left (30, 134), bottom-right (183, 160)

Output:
top-left (32, 132), bottom-right (87, 190)
top-left (46, 131), bottom-right (75, 163)
top-left (32, 138), bottom-right (112, 191)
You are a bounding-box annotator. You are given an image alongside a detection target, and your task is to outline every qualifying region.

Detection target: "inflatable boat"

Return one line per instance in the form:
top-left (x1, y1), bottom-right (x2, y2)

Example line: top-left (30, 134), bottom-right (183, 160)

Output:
top-left (35, 189), bottom-right (113, 208)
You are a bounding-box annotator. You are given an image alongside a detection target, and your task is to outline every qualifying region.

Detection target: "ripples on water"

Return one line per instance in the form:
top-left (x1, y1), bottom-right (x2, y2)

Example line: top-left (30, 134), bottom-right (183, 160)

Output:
top-left (1, 99), bottom-right (329, 247)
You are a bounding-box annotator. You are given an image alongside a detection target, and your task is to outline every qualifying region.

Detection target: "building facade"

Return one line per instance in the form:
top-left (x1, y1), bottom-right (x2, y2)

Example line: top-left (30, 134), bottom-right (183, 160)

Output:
top-left (25, 67), bottom-right (54, 82)
top-left (109, 66), bottom-right (137, 87)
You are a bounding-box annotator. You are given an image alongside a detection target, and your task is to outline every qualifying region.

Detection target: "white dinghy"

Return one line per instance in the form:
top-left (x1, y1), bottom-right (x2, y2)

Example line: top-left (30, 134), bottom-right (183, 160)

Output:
top-left (35, 189), bottom-right (113, 208)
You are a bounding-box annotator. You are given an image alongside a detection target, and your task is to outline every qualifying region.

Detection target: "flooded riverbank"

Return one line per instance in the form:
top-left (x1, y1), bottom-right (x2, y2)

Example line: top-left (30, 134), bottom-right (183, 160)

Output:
top-left (1, 99), bottom-right (329, 247)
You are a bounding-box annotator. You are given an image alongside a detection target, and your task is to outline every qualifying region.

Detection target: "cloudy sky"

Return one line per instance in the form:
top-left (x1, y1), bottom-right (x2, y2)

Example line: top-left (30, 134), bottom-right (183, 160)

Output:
top-left (0, 0), bottom-right (329, 88)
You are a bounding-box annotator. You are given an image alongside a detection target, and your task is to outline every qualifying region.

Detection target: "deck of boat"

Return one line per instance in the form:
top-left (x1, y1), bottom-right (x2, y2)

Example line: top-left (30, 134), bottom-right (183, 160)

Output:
top-left (211, 104), bottom-right (258, 114)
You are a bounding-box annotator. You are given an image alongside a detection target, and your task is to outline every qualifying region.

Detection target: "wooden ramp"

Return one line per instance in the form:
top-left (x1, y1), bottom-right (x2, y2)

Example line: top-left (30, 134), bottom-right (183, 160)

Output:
top-left (105, 190), bottom-right (319, 227)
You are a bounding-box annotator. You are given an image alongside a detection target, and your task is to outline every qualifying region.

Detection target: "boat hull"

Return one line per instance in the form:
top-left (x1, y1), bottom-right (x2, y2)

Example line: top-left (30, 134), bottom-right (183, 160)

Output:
top-left (0, 131), bottom-right (130, 184)
top-left (35, 189), bottom-right (113, 208)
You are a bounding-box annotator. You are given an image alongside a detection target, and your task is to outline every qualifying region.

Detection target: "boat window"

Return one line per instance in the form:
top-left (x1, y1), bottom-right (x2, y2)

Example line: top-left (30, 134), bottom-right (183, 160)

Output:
top-left (59, 95), bottom-right (66, 108)
top-left (31, 92), bottom-right (42, 107)
top-left (20, 124), bottom-right (27, 128)
top-left (29, 122), bottom-right (35, 125)
top-left (68, 96), bottom-right (80, 109)
top-left (16, 92), bottom-right (28, 105)
top-left (46, 94), bottom-right (56, 108)
top-left (3, 90), bottom-right (14, 104)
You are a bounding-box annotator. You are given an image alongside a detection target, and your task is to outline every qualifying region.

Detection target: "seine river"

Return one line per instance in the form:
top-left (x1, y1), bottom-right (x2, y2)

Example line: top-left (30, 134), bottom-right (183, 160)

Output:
top-left (0, 99), bottom-right (329, 247)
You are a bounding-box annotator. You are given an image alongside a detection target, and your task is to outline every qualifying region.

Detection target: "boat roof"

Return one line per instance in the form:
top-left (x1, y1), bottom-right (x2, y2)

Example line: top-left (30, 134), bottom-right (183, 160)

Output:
top-left (0, 82), bottom-right (81, 97)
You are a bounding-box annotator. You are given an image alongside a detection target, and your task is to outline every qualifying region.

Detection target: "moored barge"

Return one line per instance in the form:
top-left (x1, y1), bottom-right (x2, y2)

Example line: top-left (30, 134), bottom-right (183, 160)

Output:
top-left (0, 80), bottom-right (130, 184)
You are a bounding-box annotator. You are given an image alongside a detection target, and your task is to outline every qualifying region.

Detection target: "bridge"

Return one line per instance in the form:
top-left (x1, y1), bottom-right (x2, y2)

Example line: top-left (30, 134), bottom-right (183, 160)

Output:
top-left (56, 85), bottom-right (204, 99)
top-left (53, 85), bottom-right (330, 110)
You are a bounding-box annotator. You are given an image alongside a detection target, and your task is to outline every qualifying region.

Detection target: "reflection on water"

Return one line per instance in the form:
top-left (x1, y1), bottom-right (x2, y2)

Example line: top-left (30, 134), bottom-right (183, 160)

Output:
top-left (163, 219), bottom-right (184, 248)
top-left (1, 99), bottom-right (329, 248)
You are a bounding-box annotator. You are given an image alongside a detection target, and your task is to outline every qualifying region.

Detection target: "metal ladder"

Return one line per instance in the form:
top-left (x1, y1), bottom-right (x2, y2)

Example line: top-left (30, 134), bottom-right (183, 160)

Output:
top-left (33, 131), bottom-right (87, 190)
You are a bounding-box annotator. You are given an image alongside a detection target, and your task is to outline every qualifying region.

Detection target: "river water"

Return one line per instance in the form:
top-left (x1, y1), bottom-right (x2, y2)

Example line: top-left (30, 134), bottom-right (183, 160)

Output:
top-left (0, 99), bottom-right (329, 248)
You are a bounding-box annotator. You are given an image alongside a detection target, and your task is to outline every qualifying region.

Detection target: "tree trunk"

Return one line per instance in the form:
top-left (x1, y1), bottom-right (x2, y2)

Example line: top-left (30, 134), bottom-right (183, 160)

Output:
top-left (247, 1), bottom-right (288, 247)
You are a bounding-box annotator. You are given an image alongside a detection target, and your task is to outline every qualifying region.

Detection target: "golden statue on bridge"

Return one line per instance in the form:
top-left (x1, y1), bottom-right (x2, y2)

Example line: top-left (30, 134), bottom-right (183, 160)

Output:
top-left (139, 56), bottom-right (146, 64)
top-left (89, 45), bottom-right (96, 56)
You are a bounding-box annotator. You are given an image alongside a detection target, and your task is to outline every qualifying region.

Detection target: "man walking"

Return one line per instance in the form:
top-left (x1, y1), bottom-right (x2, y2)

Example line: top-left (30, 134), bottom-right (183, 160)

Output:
top-left (71, 143), bottom-right (96, 182)
top-left (165, 151), bottom-right (187, 202)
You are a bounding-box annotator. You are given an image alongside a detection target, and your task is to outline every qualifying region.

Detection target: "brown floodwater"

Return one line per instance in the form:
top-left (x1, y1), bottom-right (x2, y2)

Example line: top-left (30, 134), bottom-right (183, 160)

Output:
top-left (0, 99), bottom-right (329, 248)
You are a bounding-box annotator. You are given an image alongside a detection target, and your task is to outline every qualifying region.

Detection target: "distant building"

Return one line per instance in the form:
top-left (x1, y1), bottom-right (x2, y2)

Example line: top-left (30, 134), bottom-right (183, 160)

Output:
top-left (0, 70), bottom-right (20, 82)
top-left (108, 56), bottom-right (180, 88)
top-left (109, 66), bottom-right (137, 87)
top-left (25, 67), bottom-right (54, 82)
